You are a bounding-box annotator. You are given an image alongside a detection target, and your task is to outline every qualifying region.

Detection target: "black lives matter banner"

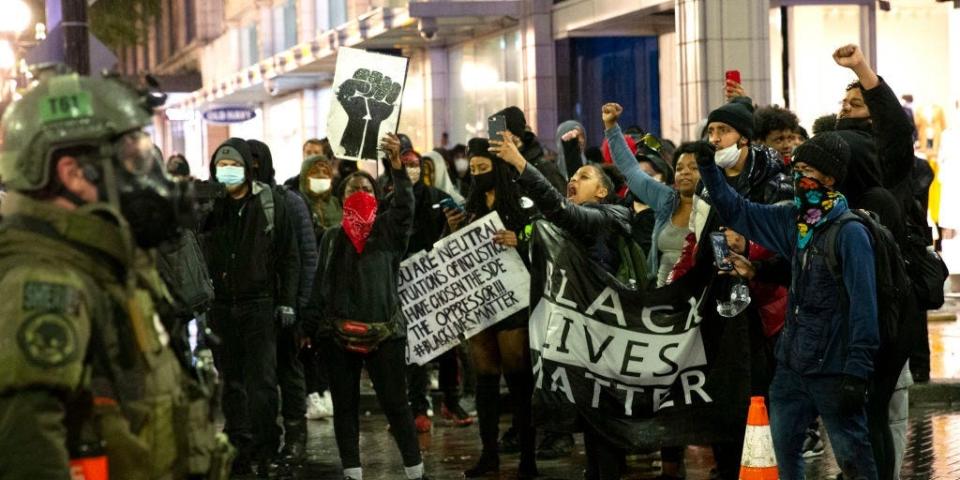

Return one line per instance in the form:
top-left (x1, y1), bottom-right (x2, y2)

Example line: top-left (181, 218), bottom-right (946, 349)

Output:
top-left (401, 212), bottom-right (530, 365)
top-left (529, 221), bottom-right (752, 449)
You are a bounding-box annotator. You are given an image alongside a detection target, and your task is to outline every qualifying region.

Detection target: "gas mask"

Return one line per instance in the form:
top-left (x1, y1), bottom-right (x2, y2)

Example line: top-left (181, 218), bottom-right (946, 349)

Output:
top-left (85, 131), bottom-right (197, 249)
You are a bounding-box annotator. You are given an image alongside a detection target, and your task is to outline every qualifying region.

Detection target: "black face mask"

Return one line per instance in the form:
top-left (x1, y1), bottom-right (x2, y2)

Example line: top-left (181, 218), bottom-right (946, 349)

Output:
top-left (473, 171), bottom-right (496, 193)
top-left (835, 117), bottom-right (872, 133)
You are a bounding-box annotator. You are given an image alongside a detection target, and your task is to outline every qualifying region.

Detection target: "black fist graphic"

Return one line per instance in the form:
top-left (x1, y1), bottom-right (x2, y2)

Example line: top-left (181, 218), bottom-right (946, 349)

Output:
top-left (336, 69), bottom-right (402, 160)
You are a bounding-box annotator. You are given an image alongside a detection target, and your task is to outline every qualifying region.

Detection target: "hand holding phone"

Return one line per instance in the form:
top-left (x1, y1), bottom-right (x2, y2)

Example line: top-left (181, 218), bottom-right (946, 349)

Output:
top-left (488, 114), bottom-right (508, 142)
top-left (725, 70), bottom-right (741, 85)
top-left (435, 197), bottom-right (464, 212)
top-left (711, 231), bottom-right (734, 271)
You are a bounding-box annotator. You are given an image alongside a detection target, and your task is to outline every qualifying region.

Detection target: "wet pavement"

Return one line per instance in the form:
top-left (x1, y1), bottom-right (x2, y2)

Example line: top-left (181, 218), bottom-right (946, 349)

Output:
top-left (254, 403), bottom-right (960, 480)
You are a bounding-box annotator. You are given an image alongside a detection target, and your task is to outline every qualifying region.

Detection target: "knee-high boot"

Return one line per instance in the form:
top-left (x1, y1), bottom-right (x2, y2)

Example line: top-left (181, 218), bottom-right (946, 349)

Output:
top-left (464, 374), bottom-right (501, 477)
top-left (505, 371), bottom-right (538, 478)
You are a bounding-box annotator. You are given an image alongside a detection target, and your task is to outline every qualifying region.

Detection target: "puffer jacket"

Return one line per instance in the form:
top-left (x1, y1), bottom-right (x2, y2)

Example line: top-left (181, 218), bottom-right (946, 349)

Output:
top-left (516, 162), bottom-right (632, 275)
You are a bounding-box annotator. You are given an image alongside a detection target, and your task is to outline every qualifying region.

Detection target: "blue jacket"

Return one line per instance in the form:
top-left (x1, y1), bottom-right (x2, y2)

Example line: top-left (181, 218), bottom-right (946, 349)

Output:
top-left (605, 125), bottom-right (679, 277)
top-left (699, 162), bottom-right (879, 380)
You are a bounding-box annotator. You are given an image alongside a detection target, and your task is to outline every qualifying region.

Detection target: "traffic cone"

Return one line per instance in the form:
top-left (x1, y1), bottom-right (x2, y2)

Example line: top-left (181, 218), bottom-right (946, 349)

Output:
top-left (739, 396), bottom-right (778, 480)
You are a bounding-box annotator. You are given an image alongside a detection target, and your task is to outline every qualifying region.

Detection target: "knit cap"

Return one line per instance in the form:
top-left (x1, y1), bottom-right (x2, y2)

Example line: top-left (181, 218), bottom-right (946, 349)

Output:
top-left (707, 96), bottom-right (755, 139)
top-left (793, 132), bottom-right (851, 184)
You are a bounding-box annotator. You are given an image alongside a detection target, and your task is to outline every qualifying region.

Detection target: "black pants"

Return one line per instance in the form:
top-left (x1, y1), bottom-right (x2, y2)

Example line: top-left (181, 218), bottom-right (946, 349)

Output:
top-left (301, 345), bottom-right (329, 394)
top-left (277, 324), bottom-right (306, 442)
top-left (210, 300), bottom-right (279, 460)
top-left (868, 352), bottom-right (909, 480)
top-left (909, 307), bottom-right (930, 378)
top-left (407, 349), bottom-right (460, 414)
top-left (322, 338), bottom-right (422, 469)
top-left (584, 421), bottom-right (625, 480)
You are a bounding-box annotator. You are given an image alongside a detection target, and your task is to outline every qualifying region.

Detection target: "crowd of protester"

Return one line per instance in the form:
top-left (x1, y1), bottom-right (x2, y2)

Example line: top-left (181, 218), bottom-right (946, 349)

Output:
top-left (135, 43), bottom-right (947, 480)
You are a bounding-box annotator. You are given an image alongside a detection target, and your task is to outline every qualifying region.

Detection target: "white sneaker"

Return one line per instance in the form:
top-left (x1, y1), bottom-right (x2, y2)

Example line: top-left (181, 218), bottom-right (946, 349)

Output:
top-left (306, 392), bottom-right (325, 420)
top-left (319, 391), bottom-right (334, 417)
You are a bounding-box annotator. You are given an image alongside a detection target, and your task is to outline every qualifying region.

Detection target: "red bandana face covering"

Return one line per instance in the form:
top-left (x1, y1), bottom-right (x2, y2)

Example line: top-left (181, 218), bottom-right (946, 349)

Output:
top-left (342, 191), bottom-right (378, 253)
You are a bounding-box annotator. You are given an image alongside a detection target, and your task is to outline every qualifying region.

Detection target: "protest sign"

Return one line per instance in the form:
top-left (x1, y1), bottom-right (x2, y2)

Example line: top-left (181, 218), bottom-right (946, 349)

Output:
top-left (328, 47), bottom-right (408, 162)
top-left (529, 221), bottom-right (753, 449)
top-left (401, 212), bottom-right (530, 365)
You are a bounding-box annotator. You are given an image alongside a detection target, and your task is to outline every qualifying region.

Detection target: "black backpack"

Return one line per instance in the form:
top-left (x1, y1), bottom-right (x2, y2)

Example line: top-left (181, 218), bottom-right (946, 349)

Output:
top-left (902, 227), bottom-right (948, 311)
top-left (157, 228), bottom-right (216, 317)
top-left (822, 209), bottom-right (911, 354)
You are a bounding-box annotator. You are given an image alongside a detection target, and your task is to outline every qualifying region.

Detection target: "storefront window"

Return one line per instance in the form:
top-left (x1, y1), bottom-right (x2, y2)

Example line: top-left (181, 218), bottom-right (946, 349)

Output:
top-left (448, 29), bottom-right (523, 146)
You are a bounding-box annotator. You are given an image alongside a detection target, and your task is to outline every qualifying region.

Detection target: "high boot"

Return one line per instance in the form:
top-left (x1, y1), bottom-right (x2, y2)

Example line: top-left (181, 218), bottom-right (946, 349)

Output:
top-left (465, 375), bottom-right (501, 477)
top-left (505, 371), bottom-right (538, 479)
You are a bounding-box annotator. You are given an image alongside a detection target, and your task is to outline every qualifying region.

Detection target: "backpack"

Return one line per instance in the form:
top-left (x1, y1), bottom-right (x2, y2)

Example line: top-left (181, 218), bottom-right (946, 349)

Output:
top-left (822, 209), bottom-right (911, 353)
top-left (157, 229), bottom-right (216, 317)
top-left (252, 180), bottom-right (277, 235)
top-left (902, 227), bottom-right (948, 311)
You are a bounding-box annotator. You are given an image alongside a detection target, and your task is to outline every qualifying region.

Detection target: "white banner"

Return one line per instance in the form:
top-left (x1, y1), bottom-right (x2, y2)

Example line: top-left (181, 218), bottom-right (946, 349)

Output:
top-left (327, 47), bottom-right (409, 162)
top-left (401, 212), bottom-right (530, 365)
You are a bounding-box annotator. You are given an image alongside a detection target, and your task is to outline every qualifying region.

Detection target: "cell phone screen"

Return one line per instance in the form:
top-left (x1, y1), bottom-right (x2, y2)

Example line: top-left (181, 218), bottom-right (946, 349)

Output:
top-left (488, 115), bottom-right (507, 142)
top-left (725, 70), bottom-right (741, 85)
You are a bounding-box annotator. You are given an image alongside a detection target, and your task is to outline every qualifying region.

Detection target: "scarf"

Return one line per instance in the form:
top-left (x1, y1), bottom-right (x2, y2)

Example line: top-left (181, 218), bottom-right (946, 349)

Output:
top-left (342, 191), bottom-right (378, 254)
top-left (794, 173), bottom-right (846, 250)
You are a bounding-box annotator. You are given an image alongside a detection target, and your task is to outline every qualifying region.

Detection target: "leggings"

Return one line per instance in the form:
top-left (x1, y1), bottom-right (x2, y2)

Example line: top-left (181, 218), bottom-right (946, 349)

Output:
top-left (321, 338), bottom-right (422, 469)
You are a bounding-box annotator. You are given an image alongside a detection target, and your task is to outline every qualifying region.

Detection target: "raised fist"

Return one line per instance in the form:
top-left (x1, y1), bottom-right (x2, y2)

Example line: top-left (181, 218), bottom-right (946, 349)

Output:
top-left (336, 68), bottom-right (402, 160)
top-left (602, 103), bottom-right (623, 129)
top-left (832, 44), bottom-right (865, 70)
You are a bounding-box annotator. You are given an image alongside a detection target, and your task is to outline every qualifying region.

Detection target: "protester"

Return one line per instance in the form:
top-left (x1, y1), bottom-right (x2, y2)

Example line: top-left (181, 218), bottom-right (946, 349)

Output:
top-left (491, 128), bottom-right (633, 480)
top-left (556, 120), bottom-right (587, 179)
top-left (495, 106), bottom-right (567, 193)
top-left (423, 150), bottom-right (466, 203)
top-left (203, 138), bottom-right (301, 475)
top-left (303, 134), bottom-right (430, 480)
top-left (695, 131), bottom-right (879, 480)
top-left (167, 153), bottom-right (191, 178)
top-left (444, 138), bottom-right (538, 479)
top-left (754, 105), bottom-right (801, 165)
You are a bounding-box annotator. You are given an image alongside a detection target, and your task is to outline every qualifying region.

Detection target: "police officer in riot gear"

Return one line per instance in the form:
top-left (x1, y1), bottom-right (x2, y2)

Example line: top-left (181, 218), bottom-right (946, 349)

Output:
top-left (0, 71), bottom-right (232, 479)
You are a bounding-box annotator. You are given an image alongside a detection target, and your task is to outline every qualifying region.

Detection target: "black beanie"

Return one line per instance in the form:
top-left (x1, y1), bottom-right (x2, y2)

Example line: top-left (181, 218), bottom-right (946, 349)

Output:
top-left (707, 96), bottom-right (755, 140)
top-left (793, 132), bottom-right (850, 184)
top-left (495, 106), bottom-right (527, 138)
top-left (467, 138), bottom-right (496, 161)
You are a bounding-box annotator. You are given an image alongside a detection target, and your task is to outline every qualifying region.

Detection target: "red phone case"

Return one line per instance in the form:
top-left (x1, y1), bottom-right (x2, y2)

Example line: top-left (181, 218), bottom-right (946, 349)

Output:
top-left (725, 70), bottom-right (741, 84)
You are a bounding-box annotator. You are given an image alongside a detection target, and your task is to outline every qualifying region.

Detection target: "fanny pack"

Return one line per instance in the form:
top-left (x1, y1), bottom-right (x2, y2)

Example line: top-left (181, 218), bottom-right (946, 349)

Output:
top-left (334, 320), bottom-right (394, 354)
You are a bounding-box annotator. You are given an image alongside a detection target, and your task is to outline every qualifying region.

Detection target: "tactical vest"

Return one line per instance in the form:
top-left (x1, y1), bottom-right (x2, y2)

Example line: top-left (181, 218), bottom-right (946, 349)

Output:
top-left (0, 199), bottom-right (232, 479)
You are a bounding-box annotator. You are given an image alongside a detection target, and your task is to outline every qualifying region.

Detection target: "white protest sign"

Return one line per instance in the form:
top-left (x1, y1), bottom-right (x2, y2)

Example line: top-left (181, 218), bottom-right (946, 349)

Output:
top-left (328, 47), bottom-right (409, 162)
top-left (401, 212), bottom-right (530, 365)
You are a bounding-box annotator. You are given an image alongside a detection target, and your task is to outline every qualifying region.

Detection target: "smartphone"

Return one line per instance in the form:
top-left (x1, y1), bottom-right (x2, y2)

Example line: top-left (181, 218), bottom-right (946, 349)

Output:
top-left (710, 231), bottom-right (734, 271)
top-left (488, 114), bottom-right (508, 142)
top-left (434, 197), bottom-right (464, 212)
top-left (725, 70), bottom-right (741, 85)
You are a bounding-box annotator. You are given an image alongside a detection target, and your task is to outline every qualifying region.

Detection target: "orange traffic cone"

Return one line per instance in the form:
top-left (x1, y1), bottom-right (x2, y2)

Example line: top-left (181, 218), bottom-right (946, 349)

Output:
top-left (739, 396), bottom-right (778, 480)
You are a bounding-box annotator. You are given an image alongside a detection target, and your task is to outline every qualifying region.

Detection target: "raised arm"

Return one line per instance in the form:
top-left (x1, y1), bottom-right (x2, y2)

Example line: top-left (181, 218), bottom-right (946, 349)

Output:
top-left (694, 141), bottom-right (795, 257)
top-left (602, 103), bottom-right (675, 213)
top-left (378, 133), bottom-right (415, 245)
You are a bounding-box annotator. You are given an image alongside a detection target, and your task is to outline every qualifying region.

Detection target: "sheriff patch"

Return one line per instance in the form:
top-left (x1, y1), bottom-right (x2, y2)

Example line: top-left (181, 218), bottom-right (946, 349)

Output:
top-left (17, 312), bottom-right (79, 368)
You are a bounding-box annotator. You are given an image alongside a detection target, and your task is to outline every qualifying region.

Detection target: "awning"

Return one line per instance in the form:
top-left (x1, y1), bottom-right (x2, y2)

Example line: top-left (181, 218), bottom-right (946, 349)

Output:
top-left (168, 7), bottom-right (416, 111)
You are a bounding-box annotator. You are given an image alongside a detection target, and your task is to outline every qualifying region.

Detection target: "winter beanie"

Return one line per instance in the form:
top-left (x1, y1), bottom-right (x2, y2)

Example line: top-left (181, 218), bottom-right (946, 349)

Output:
top-left (467, 138), bottom-right (496, 161)
top-left (213, 144), bottom-right (247, 167)
top-left (707, 96), bottom-right (755, 140)
top-left (496, 106), bottom-right (527, 138)
top-left (793, 132), bottom-right (851, 184)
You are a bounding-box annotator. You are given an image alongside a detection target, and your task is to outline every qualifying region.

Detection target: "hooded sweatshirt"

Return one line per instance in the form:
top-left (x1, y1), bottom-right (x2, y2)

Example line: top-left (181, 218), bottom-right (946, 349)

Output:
top-left (203, 138), bottom-right (300, 308)
top-left (556, 120), bottom-right (586, 180)
top-left (422, 150), bottom-right (465, 204)
top-left (299, 155), bottom-right (343, 239)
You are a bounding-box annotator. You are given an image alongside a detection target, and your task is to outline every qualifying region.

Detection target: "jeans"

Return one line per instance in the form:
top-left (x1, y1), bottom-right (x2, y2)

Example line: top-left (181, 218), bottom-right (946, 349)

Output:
top-left (277, 324), bottom-right (306, 443)
top-left (321, 337), bottom-right (422, 469)
top-left (769, 366), bottom-right (877, 480)
top-left (210, 300), bottom-right (280, 460)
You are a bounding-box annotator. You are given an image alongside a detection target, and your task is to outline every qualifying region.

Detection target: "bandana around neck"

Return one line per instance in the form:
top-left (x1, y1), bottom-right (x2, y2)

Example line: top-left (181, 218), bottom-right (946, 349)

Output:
top-left (342, 192), bottom-right (378, 253)
top-left (794, 173), bottom-right (846, 250)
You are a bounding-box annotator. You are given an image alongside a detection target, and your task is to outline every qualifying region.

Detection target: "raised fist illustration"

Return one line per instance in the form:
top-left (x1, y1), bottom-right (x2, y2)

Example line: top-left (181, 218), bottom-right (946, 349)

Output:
top-left (336, 68), bottom-right (402, 159)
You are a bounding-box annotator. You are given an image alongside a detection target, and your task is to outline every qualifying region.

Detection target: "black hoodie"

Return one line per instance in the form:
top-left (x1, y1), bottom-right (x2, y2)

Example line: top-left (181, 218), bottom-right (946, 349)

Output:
top-left (203, 138), bottom-right (300, 307)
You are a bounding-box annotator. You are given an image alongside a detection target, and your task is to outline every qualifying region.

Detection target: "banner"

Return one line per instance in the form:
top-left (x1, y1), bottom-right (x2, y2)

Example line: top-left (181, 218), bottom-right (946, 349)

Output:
top-left (328, 47), bottom-right (409, 162)
top-left (402, 212), bottom-right (530, 365)
top-left (529, 221), bottom-right (752, 449)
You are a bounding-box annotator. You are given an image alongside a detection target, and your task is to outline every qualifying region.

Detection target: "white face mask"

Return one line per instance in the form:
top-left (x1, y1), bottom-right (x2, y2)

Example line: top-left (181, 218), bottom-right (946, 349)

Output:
top-left (406, 167), bottom-right (421, 184)
top-left (454, 158), bottom-right (469, 175)
top-left (714, 142), bottom-right (742, 169)
top-left (309, 177), bottom-right (332, 194)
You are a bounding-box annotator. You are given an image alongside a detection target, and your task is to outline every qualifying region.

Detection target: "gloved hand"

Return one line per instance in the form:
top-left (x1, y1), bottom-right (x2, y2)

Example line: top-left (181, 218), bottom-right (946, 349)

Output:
top-left (838, 374), bottom-right (868, 416)
top-left (693, 140), bottom-right (717, 166)
top-left (276, 306), bottom-right (297, 329)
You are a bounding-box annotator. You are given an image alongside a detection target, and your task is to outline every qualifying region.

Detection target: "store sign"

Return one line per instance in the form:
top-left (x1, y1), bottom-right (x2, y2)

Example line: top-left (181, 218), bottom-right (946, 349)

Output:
top-left (203, 107), bottom-right (257, 124)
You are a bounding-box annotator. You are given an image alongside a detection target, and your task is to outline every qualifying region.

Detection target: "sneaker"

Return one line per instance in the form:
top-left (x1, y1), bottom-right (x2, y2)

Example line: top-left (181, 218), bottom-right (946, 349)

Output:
top-left (499, 427), bottom-right (520, 454)
top-left (537, 432), bottom-right (574, 460)
top-left (306, 392), bottom-right (325, 420)
top-left (415, 413), bottom-right (432, 433)
top-left (441, 403), bottom-right (475, 427)
top-left (320, 391), bottom-right (335, 416)
top-left (801, 428), bottom-right (824, 458)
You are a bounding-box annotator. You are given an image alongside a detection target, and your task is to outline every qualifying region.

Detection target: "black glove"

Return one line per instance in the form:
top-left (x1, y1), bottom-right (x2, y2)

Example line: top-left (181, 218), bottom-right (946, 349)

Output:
top-left (276, 306), bottom-right (297, 329)
top-left (838, 374), bottom-right (868, 416)
top-left (693, 140), bottom-right (716, 166)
